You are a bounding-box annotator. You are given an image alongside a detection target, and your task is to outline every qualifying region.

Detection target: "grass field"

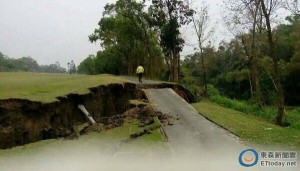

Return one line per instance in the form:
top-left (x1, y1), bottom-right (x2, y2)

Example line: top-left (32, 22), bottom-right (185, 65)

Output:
top-left (192, 101), bottom-right (300, 150)
top-left (0, 72), bottom-right (128, 103)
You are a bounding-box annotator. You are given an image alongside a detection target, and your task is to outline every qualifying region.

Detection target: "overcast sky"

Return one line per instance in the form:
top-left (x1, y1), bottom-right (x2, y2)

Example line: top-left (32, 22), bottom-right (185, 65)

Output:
top-left (0, 0), bottom-right (286, 69)
top-left (1, 0), bottom-right (116, 68)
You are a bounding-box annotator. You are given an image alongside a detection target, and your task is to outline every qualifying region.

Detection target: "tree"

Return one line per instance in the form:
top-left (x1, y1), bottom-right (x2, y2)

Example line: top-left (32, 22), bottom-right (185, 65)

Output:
top-left (214, 40), bottom-right (253, 99)
top-left (69, 60), bottom-right (76, 74)
top-left (260, 0), bottom-right (285, 125)
top-left (223, 0), bottom-right (263, 106)
top-left (149, 0), bottom-right (194, 83)
top-left (191, 2), bottom-right (214, 97)
top-left (291, 18), bottom-right (300, 64)
top-left (284, 15), bottom-right (300, 105)
top-left (0, 52), bottom-right (8, 71)
top-left (89, 0), bottom-right (164, 78)
top-left (181, 53), bottom-right (202, 99)
top-left (78, 55), bottom-right (96, 75)
top-left (284, 0), bottom-right (300, 15)
top-left (181, 44), bottom-right (219, 99)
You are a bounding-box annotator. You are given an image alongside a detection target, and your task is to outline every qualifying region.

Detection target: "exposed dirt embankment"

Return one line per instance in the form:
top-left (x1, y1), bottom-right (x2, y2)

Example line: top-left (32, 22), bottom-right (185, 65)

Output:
top-left (0, 83), bottom-right (135, 149)
top-left (0, 82), bottom-right (194, 149)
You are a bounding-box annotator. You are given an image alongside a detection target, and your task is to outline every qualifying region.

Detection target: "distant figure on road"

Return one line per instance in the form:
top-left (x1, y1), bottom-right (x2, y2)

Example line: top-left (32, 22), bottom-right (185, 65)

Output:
top-left (136, 65), bottom-right (144, 83)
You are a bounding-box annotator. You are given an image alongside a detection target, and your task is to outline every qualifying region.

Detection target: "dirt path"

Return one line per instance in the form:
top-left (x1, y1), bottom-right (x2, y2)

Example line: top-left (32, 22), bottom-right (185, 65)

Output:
top-left (144, 88), bottom-right (250, 169)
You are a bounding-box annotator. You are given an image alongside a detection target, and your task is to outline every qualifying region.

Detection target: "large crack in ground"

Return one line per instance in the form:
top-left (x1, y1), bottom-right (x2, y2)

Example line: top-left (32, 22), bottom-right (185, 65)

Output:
top-left (0, 83), bottom-right (136, 149)
top-left (0, 82), bottom-right (193, 149)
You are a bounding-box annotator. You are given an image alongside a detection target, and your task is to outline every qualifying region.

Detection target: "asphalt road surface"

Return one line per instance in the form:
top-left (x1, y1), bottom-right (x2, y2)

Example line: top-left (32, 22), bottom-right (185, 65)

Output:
top-left (121, 76), bottom-right (162, 84)
top-left (144, 88), bottom-right (256, 170)
top-left (144, 88), bottom-right (300, 170)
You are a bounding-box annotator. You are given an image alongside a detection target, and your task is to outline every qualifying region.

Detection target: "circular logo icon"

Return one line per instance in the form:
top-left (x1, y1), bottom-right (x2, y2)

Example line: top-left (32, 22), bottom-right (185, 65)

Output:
top-left (239, 148), bottom-right (259, 167)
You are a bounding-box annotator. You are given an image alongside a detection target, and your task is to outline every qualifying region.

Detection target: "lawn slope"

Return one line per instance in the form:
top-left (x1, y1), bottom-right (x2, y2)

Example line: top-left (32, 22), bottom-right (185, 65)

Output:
top-left (192, 100), bottom-right (300, 150)
top-left (0, 72), bottom-right (128, 103)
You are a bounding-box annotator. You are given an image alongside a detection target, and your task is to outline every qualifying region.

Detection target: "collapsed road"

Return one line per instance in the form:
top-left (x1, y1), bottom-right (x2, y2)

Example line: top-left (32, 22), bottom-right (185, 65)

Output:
top-left (144, 88), bottom-right (248, 169)
top-left (2, 79), bottom-right (299, 170)
top-left (0, 80), bottom-right (193, 149)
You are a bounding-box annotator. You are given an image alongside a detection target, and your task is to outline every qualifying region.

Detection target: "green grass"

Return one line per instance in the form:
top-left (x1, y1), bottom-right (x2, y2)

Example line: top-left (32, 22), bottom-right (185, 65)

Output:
top-left (209, 95), bottom-right (300, 129)
top-left (192, 100), bottom-right (300, 150)
top-left (102, 117), bottom-right (164, 142)
top-left (0, 72), bottom-right (128, 103)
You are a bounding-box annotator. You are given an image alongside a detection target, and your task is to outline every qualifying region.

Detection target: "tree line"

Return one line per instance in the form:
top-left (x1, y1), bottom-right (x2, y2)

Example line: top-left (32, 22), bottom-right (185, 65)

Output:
top-left (0, 51), bottom-right (66, 73)
top-left (78, 0), bottom-right (193, 81)
top-left (78, 0), bottom-right (299, 126)
top-left (182, 0), bottom-right (300, 126)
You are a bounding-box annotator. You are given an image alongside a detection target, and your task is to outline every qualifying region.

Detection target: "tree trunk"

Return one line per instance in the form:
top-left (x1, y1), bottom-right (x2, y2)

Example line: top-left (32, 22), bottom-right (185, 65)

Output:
top-left (247, 68), bottom-right (253, 95)
top-left (241, 35), bottom-right (262, 106)
top-left (127, 59), bottom-right (131, 76)
top-left (250, 6), bottom-right (262, 107)
top-left (254, 64), bottom-right (262, 106)
top-left (200, 49), bottom-right (208, 97)
top-left (250, 59), bottom-right (262, 107)
top-left (178, 52), bottom-right (180, 83)
top-left (172, 51), bottom-right (179, 83)
top-left (260, 0), bottom-right (285, 125)
top-left (273, 61), bottom-right (285, 125)
top-left (165, 55), bottom-right (171, 81)
top-left (170, 53), bottom-right (175, 82)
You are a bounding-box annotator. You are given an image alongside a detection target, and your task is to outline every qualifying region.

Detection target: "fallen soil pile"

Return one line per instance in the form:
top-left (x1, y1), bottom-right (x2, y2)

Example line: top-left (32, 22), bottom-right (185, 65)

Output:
top-left (79, 104), bottom-right (167, 141)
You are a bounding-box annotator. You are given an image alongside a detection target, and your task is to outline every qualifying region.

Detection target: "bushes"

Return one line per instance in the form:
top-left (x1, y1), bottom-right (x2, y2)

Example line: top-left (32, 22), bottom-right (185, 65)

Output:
top-left (208, 84), bottom-right (274, 118)
top-left (207, 85), bottom-right (300, 129)
top-left (207, 84), bottom-right (220, 97)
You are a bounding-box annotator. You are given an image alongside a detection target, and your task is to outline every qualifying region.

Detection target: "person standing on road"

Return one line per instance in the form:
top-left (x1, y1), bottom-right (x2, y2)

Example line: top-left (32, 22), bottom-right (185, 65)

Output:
top-left (136, 65), bottom-right (144, 83)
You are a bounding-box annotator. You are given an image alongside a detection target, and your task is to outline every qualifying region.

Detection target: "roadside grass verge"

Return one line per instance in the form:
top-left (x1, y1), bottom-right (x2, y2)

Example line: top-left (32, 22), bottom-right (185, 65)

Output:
top-left (0, 72), bottom-right (127, 103)
top-left (209, 95), bottom-right (300, 129)
top-left (192, 101), bottom-right (300, 150)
